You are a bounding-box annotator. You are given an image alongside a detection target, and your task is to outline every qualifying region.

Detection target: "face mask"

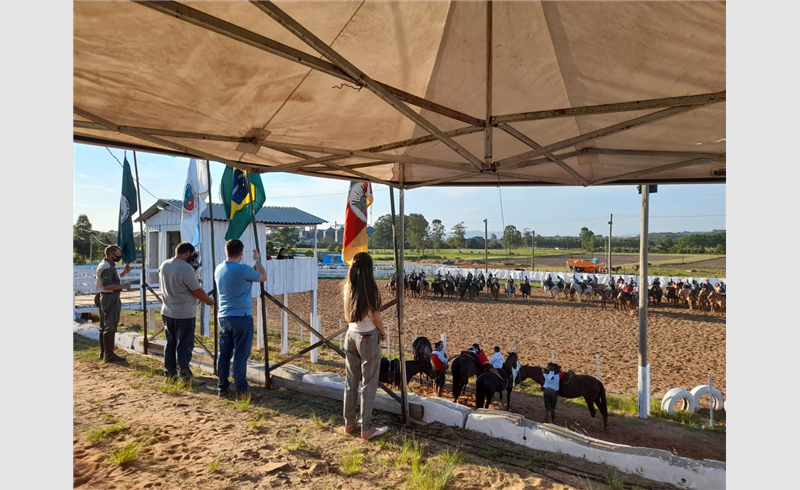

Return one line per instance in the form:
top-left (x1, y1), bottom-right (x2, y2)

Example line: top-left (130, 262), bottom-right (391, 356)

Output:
top-left (114, 254), bottom-right (122, 263)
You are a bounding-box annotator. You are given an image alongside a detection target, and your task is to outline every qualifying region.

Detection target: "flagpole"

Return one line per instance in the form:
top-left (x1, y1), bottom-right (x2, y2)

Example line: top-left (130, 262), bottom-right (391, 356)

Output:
top-left (205, 159), bottom-right (219, 376)
top-left (245, 171), bottom-right (271, 390)
top-left (132, 151), bottom-right (148, 355)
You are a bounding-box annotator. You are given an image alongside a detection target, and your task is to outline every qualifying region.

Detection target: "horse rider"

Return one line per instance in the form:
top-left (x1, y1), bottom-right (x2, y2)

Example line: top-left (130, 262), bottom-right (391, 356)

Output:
top-left (390, 272), bottom-right (397, 287)
top-left (667, 277), bottom-right (674, 287)
top-left (617, 277), bottom-right (625, 289)
top-left (478, 272), bottom-right (485, 282)
top-left (489, 346), bottom-right (504, 369)
top-left (556, 276), bottom-right (564, 288)
top-left (652, 277), bottom-right (661, 288)
top-left (466, 271), bottom-right (473, 283)
top-left (542, 362), bottom-right (567, 424)
top-left (607, 276), bottom-right (615, 290)
top-left (703, 279), bottom-right (714, 292)
top-left (431, 341), bottom-right (456, 398)
top-left (469, 343), bottom-right (490, 367)
top-left (524, 276), bottom-right (530, 286)
top-left (572, 275), bottom-right (580, 285)
top-left (593, 274), bottom-right (599, 284)
top-left (691, 279), bottom-right (700, 290)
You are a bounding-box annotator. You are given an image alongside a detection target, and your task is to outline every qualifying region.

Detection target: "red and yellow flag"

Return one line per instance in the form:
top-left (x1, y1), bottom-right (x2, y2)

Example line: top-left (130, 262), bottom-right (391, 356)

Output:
top-left (342, 181), bottom-right (373, 265)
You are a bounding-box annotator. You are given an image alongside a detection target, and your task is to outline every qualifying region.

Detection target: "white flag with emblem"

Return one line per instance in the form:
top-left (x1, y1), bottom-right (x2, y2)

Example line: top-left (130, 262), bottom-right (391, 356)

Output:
top-left (180, 159), bottom-right (209, 246)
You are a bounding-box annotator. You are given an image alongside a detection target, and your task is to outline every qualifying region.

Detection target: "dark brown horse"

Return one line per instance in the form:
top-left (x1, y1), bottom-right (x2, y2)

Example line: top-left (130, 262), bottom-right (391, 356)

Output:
top-left (451, 352), bottom-right (487, 403)
top-left (379, 358), bottom-right (433, 388)
top-left (516, 365), bottom-right (608, 429)
top-left (475, 352), bottom-right (519, 410)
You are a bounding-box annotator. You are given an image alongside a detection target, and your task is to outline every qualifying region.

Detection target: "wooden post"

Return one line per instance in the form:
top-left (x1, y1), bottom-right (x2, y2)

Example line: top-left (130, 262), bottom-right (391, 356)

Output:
top-left (709, 372), bottom-right (714, 427)
top-left (596, 355), bottom-right (601, 381)
top-left (638, 187), bottom-right (650, 418)
top-left (281, 292), bottom-right (289, 355)
top-left (551, 350), bottom-right (555, 363)
top-left (311, 315), bottom-right (320, 363)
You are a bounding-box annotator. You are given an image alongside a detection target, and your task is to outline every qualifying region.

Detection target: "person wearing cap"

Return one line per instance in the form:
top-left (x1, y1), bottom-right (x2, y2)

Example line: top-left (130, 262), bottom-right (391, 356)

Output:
top-left (542, 362), bottom-right (567, 424)
top-left (431, 341), bottom-right (456, 398)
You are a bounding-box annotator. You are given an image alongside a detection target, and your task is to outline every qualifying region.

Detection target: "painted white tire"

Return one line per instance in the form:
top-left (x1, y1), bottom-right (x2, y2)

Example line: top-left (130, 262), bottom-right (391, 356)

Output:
top-left (724, 398), bottom-right (726, 411)
top-left (690, 385), bottom-right (724, 410)
top-left (661, 388), bottom-right (697, 414)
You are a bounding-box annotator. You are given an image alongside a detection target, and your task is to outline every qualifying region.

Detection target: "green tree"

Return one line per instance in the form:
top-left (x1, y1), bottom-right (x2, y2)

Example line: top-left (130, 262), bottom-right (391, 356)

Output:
top-left (406, 213), bottom-right (429, 252)
top-left (370, 214), bottom-right (394, 250)
top-left (429, 219), bottom-right (445, 252)
top-left (73, 214), bottom-right (101, 263)
top-left (271, 227), bottom-right (299, 248)
top-left (502, 225), bottom-right (522, 250)
top-left (451, 222), bottom-right (467, 252)
top-left (579, 227), bottom-right (596, 254)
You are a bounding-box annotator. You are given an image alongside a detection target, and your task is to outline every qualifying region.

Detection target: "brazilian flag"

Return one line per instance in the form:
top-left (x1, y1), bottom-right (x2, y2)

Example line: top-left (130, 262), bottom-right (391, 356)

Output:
top-left (117, 157), bottom-right (139, 263)
top-left (220, 166), bottom-right (266, 240)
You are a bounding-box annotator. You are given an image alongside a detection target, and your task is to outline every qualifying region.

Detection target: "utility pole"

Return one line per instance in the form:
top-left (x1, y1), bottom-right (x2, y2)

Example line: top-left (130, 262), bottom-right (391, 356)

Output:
top-left (89, 234), bottom-right (93, 263)
top-left (607, 214), bottom-right (613, 273)
top-left (484, 219), bottom-right (488, 273)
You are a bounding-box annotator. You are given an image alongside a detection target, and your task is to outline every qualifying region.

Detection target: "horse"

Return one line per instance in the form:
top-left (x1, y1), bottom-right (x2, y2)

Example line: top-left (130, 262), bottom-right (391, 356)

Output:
top-left (412, 336), bottom-right (433, 386)
top-left (610, 266), bottom-right (622, 273)
top-left (541, 280), bottom-right (559, 299)
top-left (458, 281), bottom-right (469, 300)
top-left (593, 289), bottom-right (611, 309)
top-left (445, 279), bottom-right (456, 298)
top-left (505, 282), bottom-right (516, 300)
top-left (615, 290), bottom-right (637, 311)
top-left (570, 283), bottom-right (593, 303)
top-left (516, 365), bottom-right (608, 430)
top-left (678, 287), bottom-right (698, 310)
top-left (431, 281), bottom-right (444, 298)
top-left (409, 278), bottom-right (420, 298)
top-left (451, 351), bottom-right (487, 403)
top-left (697, 289), bottom-right (711, 311)
top-left (469, 281), bottom-right (480, 300)
top-left (379, 358), bottom-right (433, 388)
top-left (420, 277), bottom-right (429, 297)
top-left (475, 352), bottom-right (520, 410)
top-left (664, 286), bottom-right (679, 306)
top-left (520, 281), bottom-right (532, 300)
top-left (648, 285), bottom-right (662, 306)
top-left (489, 279), bottom-right (500, 300)
top-left (708, 291), bottom-right (726, 315)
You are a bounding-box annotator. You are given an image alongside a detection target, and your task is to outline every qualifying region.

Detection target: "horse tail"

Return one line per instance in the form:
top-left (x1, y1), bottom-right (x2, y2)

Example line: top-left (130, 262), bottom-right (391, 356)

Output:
top-left (598, 381), bottom-right (608, 430)
top-left (475, 382), bottom-right (484, 409)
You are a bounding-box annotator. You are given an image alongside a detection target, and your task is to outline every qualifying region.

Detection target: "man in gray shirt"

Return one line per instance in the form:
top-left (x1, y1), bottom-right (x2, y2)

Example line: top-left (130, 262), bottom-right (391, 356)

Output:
top-left (159, 242), bottom-right (215, 382)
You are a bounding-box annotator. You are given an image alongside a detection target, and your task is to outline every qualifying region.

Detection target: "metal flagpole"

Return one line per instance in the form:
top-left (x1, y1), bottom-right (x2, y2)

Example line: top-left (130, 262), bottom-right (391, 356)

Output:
top-left (132, 151), bottom-right (148, 355)
top-left (205, 159), bottom-right (219, 375)
top-left (397, 166), bottom-right (410, 423)
top-left (245, 171), bottom-right (271, 390)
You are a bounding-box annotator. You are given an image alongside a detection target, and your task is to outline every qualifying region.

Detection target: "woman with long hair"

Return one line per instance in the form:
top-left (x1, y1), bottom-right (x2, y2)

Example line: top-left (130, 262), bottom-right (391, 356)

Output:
top-left (341, 252), bottom-right (389, 440)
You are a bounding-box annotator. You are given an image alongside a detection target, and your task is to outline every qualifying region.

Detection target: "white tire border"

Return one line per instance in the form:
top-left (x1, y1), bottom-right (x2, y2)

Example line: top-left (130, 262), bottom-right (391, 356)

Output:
top-left (690, 384), bottom-right (725, 411)
top-left (661, 387), bottom-right (698, 414)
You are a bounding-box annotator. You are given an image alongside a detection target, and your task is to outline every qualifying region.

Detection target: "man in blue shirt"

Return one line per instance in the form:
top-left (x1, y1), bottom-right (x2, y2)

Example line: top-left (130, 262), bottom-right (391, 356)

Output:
top-left (215, 239), bottom-right (266, 399)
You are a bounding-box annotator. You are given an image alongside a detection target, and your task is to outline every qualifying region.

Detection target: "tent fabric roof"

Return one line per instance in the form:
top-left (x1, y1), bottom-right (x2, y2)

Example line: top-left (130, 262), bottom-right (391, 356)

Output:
top-left (74, 1), bottom-right (725, 189)
top-left (137, 199), bottom-right (326, 226)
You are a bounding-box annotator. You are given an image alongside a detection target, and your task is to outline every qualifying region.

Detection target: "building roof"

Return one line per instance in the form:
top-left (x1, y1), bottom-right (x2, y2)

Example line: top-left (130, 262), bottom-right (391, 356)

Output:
top-left (137, 199), bottom-right (326, 226)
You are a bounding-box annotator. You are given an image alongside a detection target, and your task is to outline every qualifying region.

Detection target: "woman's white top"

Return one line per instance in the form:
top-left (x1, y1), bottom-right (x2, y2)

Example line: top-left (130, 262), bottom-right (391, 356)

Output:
top-left (344, 285), bottom-right (378, 332)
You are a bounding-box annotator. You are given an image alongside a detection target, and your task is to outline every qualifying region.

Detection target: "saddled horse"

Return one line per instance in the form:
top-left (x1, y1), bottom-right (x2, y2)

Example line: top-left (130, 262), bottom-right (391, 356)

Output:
top-left (379, 358), bottom-right (433, 388)
top-left (678, 287), bottom-right (698, 309)
top-left (708, 291), bottom-right (726, 315)
top-left (570, 283), bottom-right (593, 303)
top-left (451, 351), bottom-right (487, 403)
top-left (475, 352), bottom-right (520, 410)
top-left (593, 289), bottom-right (611, 309)
top-left (615, 290), bottom-right (637, 311)
top-left (431, 280), bottom-right (444, 298)
top-left (469, 281), bottom-right (480, 300)
top-left (664, 286), bottom-right (679, 306)
top-left (420, 276), bottom-right (429, 296)
top-left (458, 281), bottom-right (469, 300)
top-left (648, 285), bottom-right (663, 306)
top-left (516, 365), bottom-right (608, 429)
top-left (541, 280), bottom-right (559, 299)
top-left (445, 279), bottom-right (456, 298)
top-left (519, 281), bottom-right (532, 300)
top-left (409, 277), bottom-right (420, 298)
top-left (489, 278), bottom-right (500, 300)
top-left (412, 336), bottom-right (433, 386)
top-left (505, 282), bottom-right (516, 300)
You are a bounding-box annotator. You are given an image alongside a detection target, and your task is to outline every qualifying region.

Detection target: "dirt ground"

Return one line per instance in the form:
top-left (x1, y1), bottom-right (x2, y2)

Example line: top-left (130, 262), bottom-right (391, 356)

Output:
top-left (74, 343), bottom-right (679, 490)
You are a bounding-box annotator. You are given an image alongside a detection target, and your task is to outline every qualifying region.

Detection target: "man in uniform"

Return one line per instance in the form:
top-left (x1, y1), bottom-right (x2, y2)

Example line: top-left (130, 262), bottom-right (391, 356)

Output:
top-left (95, 245), bottom-right (132, 362)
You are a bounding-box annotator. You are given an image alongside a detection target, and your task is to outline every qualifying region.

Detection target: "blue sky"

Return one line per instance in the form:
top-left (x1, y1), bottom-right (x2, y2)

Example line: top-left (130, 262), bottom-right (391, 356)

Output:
top-left (74, 142), bottom-right (725, 237)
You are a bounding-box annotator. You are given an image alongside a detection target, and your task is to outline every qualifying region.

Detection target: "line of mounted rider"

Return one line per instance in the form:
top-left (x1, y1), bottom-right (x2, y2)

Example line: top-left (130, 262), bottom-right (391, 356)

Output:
top-left (389, 270), bottom-right (532, 299)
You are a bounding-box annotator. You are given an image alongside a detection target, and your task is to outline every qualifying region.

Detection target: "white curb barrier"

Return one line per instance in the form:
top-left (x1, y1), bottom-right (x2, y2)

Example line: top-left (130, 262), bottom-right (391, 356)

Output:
top-left (661, 388), bottom-right (698, 414)
top-left (689, 385), bottom-right (725, 411)
top-left (465, 409), bottom-right (725, 489)
top-left (407, 393), bottom-right (472, 427)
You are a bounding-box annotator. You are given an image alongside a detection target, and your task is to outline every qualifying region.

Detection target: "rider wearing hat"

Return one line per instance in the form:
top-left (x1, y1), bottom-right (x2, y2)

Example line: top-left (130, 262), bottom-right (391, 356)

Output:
top-left (431, 341), bottom-right (456, 398)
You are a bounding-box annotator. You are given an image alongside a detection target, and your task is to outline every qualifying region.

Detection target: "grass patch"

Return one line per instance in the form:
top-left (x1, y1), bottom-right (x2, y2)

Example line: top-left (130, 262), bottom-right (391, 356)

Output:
top-left (604, 469), bottom-right (627, 490)
top-left (340, 446), bottom-right (366, 475)
top-left (159, 377), bottom-right (193, 395)
top-left (235, 392), bottom-right (252, 411)
top-left (281, 430), bottom-right (315, 453)
top-left (310, 410), bottom-right (330, 429)
top-left (208, 456), bottom-right (223, 474)
top-left (405, 449), bottom-right (464, 490)
top-left (250, 408), bottom-right (266, 428)
top-left (86, 422), bottom-right (130, 445)
top-left (390, 436), bottom-right (423, 469)
top-left (105, 438), bottom-right (150, 465)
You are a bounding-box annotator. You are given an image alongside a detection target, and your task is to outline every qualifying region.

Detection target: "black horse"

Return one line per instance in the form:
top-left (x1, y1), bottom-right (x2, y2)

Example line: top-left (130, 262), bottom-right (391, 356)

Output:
top-left (516, 365), bottom-right (609, 429)
top-left (445, 279), bottom-right (455, 298)
top-left (475, 352), bottom-right (519, 410)
top-left (412, 336), bottom-right (433, 385)
top-left (451, 351), bottom-right (487, 403)
top-left (469, 281), bottom-right (480, 300)
top-left (379, 358), bottom-right (433, 388)
top-left (520, 281), bottom-right (532, 300)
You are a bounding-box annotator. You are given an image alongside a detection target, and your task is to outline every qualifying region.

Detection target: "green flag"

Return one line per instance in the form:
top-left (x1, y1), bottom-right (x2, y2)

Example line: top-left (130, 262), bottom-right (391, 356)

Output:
top-left (220, 166), bottom-right (266, 240)
top-left (117, 157), bottom-right (139, 263)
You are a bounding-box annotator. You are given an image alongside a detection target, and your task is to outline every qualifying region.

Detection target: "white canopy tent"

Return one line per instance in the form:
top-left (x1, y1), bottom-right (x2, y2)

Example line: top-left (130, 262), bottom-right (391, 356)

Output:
top-left (74, 1), bottom-right (725, 420)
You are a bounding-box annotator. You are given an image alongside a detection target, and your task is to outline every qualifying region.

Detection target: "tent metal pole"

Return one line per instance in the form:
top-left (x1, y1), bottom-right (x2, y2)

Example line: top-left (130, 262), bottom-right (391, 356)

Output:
top-left (205, 159), bottom-right (219, 375)
top-left (638, 186), bottom-right (650, 418)
top-left (497, 123), bottom-right (587, 185)
top-left (589, 156), bottom-right (725, 186)
top-left (245, 171), bottom-right (271, 390)
top-left (484, 0), bottom-right (492, 170)
top-left (493, 91), bottom-right (725, 124)
top-left (497, 105), bottom-right (706, 169)
top-left (132, 151), bottom-right (148, 355)
top-left (251, 1), bottom-right (485, 170)
top-left (397, 166), bottom-right (410, 423)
